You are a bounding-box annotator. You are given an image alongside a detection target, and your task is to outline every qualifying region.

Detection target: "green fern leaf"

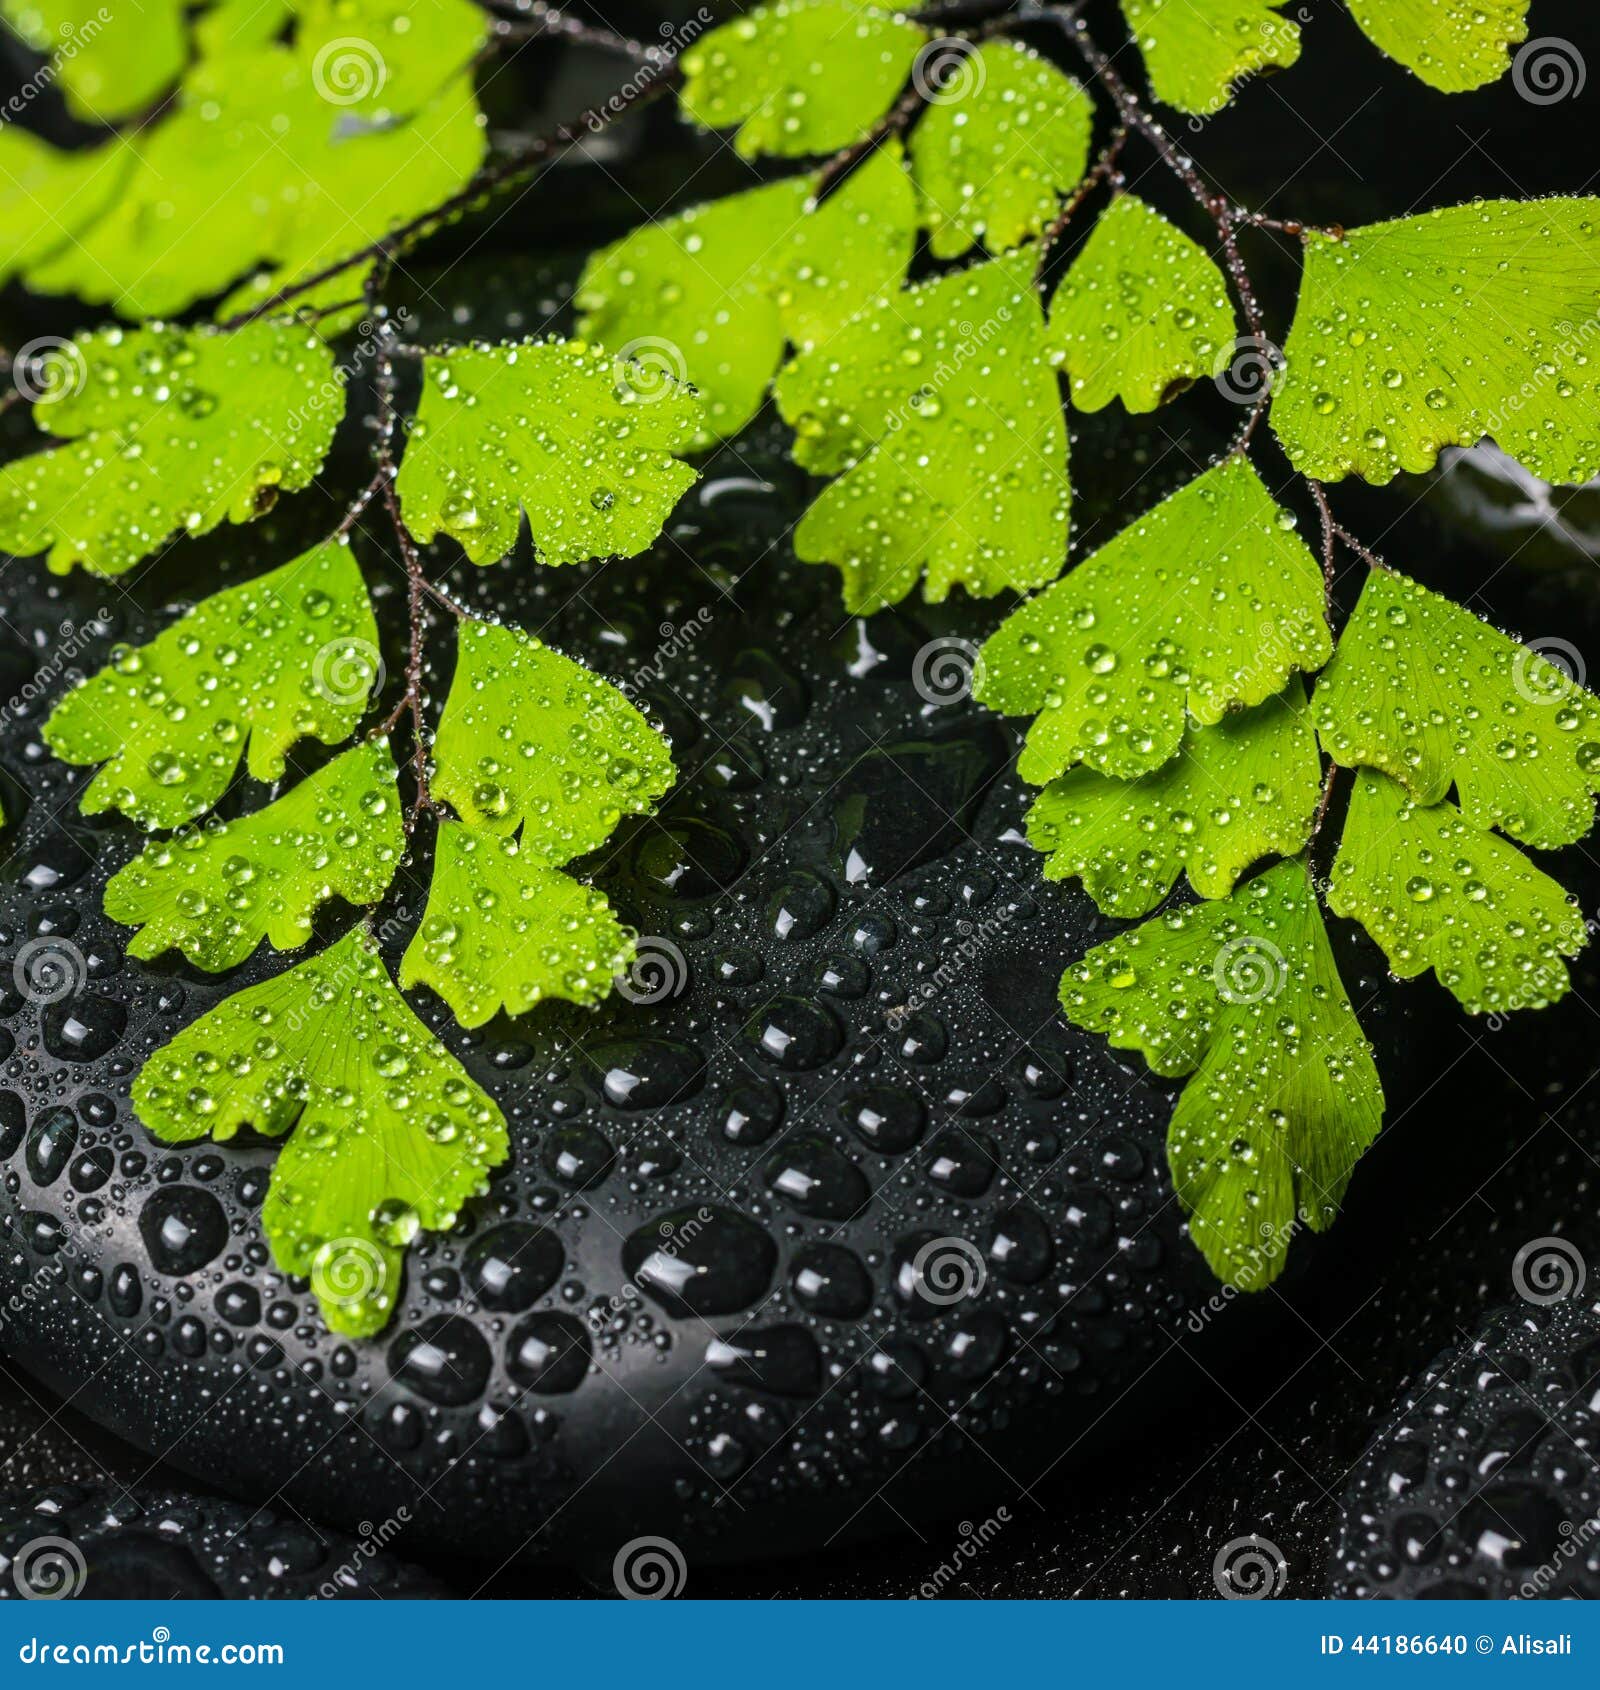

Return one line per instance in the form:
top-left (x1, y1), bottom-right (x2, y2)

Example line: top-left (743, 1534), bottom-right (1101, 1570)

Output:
top-left (397, 338), bottom-right (702, 567)
top-left (1347, 0), bottom-right (1529, 93)
top-left (44, 540), bottom-right (379, 829)
top-left (134, 926), bottom-right (509, 1338)
top-left (1274, 199), bottom-right (1600, 485)
top-left (400, 823), bottom-right (634, 1027)
top-left (1119, 0), bottom-right (1301, 116)
top-left (0, 0), bottom-right (185, 121)
top-left (975, 455), bottom-right (1330, 783)
top-left (1029, 684), bottom-right (1320, 918)
top-left (410, 620), bottom-right (674, 1025)
top-left (0, 130), bottom-right (131, 284)
top-left (679, 0), bottom-right (925, 158)
top-left (1329, 770), bottom-right (1585, 1015)
top-left (1062, 857), bottom-right (1383, 1285)
top-left (1050, 194), bottom-right (1236, 413)
top-left (577, 147), bottom-right (916, 444)
top-left (432, 620), bottom-right (675, 847)
top-left (1314, 567), bottom-right (1600, 848)
top-left (9, 1), bottom-right (485, 319)
top-left (0, 322), bottom-right (342, 577)
top-left (773, 254), bottom-right (1069, 611)
top-left (105, 739), bottom-right (403, 971)
top-left (910, 40), bottom-right (1093, 259)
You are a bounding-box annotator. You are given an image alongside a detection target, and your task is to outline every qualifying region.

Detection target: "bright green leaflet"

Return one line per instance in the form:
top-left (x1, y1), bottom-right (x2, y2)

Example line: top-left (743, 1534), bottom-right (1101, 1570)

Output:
top-left (774, 255), bottom-right (1069, 611)
top-left (679, 0), bottom-right (925, 159)
top-left (0, 322), bottom-right (342, 578)
top-left (400, 822), bottom-right (634, 1028)
top-left (43, 541), bottom-right (379, 829)
top-left (975, 455), bottom-right (1330, 784)
top-left (1049, 194), bottom-right (1236, 414)
top-left (1062, 857), bottom-right (1383, 1285)
top-left (0, 131), bottom-right (132, 282)
top-left (577, 147), bottom-right (917, 446)
top-left (1273, 199), bottom-right (1600, 487)
top-left (134, 927), bottom-right (509, 1338)
top-left (0, 0), bottom-right (185, 121)
top-left (1029, 684), bottom-right (1319, 919)
top-left (1329, 771), bottom-right (1585, 1016)
top-left (910, 41), bottom-right (1092, 259)
top-left (1119, 0), bottom-right (1301, 116)
top-left (105, 740), bottom-right (403, 971)
top-left (431, 620), bottom-right (676, 848)
top-left (9, 2), bottom-right (485, 320)
top-left (397, 338), bottom-right (702, 567)
top-left (1347, 0), bottom-right (1529, 93)
top-left (1314, 567), bottom-right (1600, 849)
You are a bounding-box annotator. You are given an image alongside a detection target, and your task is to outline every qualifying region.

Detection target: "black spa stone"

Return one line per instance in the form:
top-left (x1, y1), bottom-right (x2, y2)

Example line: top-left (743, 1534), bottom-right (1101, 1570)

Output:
top-left (1327, 1300), bottom-right (1600, 1600)
top-left (0, 1483), bottom-right (449, 1600)
top-left (0, 411), bottom-right (1466, 1570)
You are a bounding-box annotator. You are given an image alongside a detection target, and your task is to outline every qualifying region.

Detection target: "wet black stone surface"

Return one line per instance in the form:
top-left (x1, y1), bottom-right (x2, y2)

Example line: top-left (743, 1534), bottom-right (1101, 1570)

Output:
top-left (1328, 1301), bottom-right (1600, 1601)
top-left (0, 413), bottom-right (1460, 1571)
top-left (0, 1483), bottom-right (449, 1600)
top-left (2, 0), bottom-right (1600, 1594)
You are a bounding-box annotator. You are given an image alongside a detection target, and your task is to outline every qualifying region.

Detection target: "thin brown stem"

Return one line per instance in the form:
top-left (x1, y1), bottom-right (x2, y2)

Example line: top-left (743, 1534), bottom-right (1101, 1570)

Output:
top-left (217, 68), bottom-right (678, 330)
top-left (1306, 476), bottom-right (1337, 623)
top-left (814, 75), bottom-right (929, 201)
top-left (491, 2), bottom-right (657, 61)
top-left (1330, 518), bottom-right (1391, 572)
